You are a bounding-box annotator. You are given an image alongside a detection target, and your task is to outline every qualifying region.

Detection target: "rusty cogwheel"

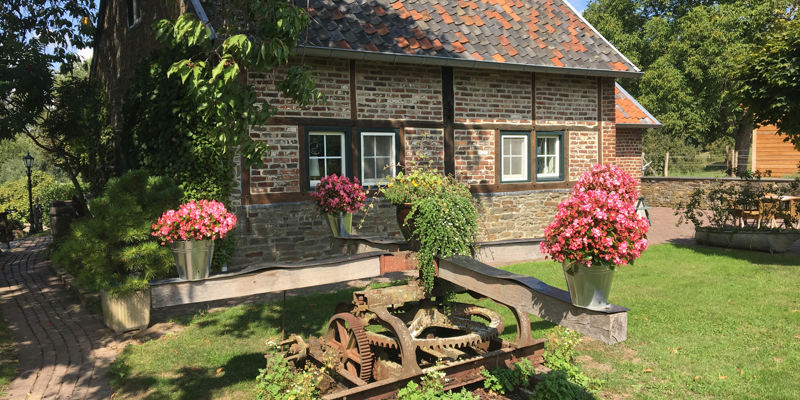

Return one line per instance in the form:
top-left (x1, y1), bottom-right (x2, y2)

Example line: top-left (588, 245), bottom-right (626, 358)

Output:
top-left (324, 312), bottom-right (374, 383)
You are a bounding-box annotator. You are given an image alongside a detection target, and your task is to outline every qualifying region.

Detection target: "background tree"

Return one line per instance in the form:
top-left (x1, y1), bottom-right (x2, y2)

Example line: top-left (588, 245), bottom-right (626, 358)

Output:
top-left (153, 0), bottom-right (325, 168)
top-left (0, 0), bottom-right (95, 140)
top-left (585, 0), bottom-right (795, 168)
top-left (738, 11), bottom-right (800, 149)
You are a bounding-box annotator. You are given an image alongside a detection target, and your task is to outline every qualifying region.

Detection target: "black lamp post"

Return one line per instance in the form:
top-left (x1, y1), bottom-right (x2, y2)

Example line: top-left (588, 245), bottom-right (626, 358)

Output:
top-left (23, 152), bottom-right (35, 233)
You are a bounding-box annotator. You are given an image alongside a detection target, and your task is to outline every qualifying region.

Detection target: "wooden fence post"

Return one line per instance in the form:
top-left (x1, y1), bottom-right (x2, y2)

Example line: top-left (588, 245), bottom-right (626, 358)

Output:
top-left (725, 146), bottom-right (731, 176)
top-left (664, 152), bottom-right (669, 177)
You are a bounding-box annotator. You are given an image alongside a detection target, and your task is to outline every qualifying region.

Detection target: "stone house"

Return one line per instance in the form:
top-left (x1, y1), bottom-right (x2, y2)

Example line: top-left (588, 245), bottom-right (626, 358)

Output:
top-left (92, 0), bottom-right (659, 267)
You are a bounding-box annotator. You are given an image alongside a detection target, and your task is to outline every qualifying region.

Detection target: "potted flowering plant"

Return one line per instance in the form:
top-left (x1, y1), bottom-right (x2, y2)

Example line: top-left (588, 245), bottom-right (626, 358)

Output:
top-left (540, 164), bottom-right (648, 309)
top-left (152, 199), bottom-right (237, 281)
top-left (310, 174), bottom-right (366, 237)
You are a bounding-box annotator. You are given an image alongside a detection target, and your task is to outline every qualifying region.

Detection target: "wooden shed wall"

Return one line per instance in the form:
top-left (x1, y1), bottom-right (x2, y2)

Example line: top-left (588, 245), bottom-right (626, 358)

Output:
top-left (753, 125), bottom-right (800, 177)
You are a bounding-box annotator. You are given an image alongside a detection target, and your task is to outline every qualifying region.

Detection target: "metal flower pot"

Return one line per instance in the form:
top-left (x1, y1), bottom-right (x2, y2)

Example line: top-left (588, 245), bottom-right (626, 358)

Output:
top-left (169, 239), bottom-right (215, 281)
top-left (326, 213), bottom-right (353, 237)
top-left (562, 261), bottom-right (615, 310)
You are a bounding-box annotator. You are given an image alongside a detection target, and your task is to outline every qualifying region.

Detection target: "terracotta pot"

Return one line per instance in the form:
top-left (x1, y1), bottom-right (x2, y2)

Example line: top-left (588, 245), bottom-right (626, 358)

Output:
top-left (395, 203), bottom-right (420, 251)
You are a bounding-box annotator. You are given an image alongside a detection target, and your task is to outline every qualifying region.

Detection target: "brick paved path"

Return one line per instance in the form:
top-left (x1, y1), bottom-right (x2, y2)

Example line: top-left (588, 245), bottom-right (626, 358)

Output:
top-left (0, 237), bottom-right (121, 399)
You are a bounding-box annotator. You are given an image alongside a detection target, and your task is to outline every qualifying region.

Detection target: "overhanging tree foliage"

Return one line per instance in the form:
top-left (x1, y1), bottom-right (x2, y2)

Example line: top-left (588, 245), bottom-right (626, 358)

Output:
top-left (584, 0), bottom-right (795, 167)
top-left (154, 0), bottom-right (325, 168)
top-left (0, 0), bottom-right (95, 140)
top-left (739, 13), bottom-right (800, 149)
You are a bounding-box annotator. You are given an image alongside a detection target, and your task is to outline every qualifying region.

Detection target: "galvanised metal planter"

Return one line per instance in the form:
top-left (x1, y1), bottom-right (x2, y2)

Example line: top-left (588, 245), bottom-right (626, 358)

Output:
top-left (169, 239), bottom-right (214, 281)
top-left (562, 261), bottom-right (615, 310)
top-left (326, 212), bottom-right (353, 237)
top-left (694, 227), bottom-right (800, 253)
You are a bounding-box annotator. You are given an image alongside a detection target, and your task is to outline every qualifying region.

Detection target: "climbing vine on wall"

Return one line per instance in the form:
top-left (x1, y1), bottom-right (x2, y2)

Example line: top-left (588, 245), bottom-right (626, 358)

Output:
top-left (122, 48), bottom-right (236, 267)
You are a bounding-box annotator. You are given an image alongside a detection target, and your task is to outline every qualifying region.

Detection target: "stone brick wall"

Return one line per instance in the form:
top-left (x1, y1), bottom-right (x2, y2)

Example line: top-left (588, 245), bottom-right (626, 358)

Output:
top-left (455, 129), bottom-right (495, 185)
top-left (249, 125), bottom-right (300, 194)
top-left (230, 199), bottom-right (401, 267)
top-left (356, 61), bottom-right (443, 121)
top-left (640, 177), bottom-right (799, 208)
top-left (91, 1), bottom-right (185, 130)
top-left (611, 127), bottom-right (643, 179)
top-left (567, 129), bottom-right (599, 181)
top-left (535, 74), bottom-right (597, 125)
top-left (476, 190), bottom-right (571, 241)
top-left (405, 128), bottom-right (445, 172)
top-left (250, 58), bottom-right (351, 119)
top-left (454, 70), bottom-right (532, 124)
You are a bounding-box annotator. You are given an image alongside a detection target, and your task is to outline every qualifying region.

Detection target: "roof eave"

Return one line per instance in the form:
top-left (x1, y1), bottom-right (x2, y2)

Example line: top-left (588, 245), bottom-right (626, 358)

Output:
top-left (617, 123), bottom-right (663, 129)
top-left (297, 47), bottom-right (645, 79)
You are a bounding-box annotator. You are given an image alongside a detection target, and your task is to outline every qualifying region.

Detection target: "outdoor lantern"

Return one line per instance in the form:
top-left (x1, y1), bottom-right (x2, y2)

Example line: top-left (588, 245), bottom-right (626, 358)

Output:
top-left (23, 152), bottom-right (33, 170)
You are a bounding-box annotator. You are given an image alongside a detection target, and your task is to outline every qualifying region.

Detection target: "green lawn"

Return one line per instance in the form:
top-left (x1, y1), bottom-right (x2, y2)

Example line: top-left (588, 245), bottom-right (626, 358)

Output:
top-left (110, 244), bottom-right (800, 399)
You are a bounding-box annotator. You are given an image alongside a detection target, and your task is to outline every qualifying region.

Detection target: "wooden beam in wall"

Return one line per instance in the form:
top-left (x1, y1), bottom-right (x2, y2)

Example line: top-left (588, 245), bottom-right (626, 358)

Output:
top-left (597, 77), bottom-right (603, 165)
top-left (531, 72), bottom-right (536, 126)
top-left (442, 66), bottom-right (455, 176)
top-left (350, 59), bottom-right (357, 121)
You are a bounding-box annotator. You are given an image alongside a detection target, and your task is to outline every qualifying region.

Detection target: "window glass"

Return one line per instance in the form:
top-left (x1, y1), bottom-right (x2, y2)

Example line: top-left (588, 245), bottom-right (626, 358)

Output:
top-left (309, 132), bottom-right (345, 184)
top-left (361, 132), bottom-right (396, 185)
top-left (127, 0), bottom-right (141, 27)
top-left (536, 135), bottom-right (561, 179)
top-left (500, 134), bottom-right (528, 182)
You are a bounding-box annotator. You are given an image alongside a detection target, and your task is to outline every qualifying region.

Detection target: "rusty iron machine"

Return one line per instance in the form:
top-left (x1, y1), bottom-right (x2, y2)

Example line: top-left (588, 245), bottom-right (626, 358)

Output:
top-left (280, 255), bottom-right (628, 399)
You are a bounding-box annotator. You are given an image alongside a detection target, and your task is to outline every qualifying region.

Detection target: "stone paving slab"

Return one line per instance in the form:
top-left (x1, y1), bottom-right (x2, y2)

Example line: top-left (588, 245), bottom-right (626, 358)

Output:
top-left (0, 237), bottom-right (123, 399)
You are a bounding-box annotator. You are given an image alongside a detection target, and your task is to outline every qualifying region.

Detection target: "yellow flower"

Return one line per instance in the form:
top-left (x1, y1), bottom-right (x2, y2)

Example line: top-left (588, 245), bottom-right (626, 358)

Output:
top-left (388, 183), bottom-right (393, 187)
top-left (412, 180), bottom-right (418, 187)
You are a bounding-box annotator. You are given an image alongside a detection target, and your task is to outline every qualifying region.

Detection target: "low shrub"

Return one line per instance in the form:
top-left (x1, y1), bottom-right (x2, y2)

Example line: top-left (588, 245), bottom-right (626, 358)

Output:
top-left (50, 170), bottom-right (183, 296)
top-left (38, 181), bottom-right (83, 226)
top-left (0, 171), bottom-right (56, 226)
top-left (397, 369), bottom-right (477, 400)
top-left (254, 355), bottom-right (320, 400)
top-left (532, 370), bottom-right (594, 400)
top-left (481, 358), bottom-right (536, 394)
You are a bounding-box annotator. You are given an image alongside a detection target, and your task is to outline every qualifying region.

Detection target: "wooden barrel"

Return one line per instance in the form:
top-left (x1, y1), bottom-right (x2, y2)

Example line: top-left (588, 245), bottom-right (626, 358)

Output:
top-left (50, 201), bottom-right (75, 239)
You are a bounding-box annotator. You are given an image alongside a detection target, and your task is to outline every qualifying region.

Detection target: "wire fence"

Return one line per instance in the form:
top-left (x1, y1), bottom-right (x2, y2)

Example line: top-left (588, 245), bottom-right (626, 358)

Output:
top-left (641, 149), bottom-right (800, 178)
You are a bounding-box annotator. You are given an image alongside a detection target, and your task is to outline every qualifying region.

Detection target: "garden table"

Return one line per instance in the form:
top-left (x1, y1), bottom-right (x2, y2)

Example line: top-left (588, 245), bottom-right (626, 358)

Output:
top-left (755, 195), bottom-right (800, 229)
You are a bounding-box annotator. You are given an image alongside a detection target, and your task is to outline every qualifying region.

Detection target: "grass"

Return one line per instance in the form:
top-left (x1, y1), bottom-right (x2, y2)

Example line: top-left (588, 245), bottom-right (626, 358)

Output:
top-left (0, 310), bottom-right (17, 394)
top-left (110, 244), bottom-right (800, 399)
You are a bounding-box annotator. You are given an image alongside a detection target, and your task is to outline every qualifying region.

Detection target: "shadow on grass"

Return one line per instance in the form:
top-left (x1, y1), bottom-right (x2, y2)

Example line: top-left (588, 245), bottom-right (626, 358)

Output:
top-left (113, 353), bottom-right (266, 400)
top-left (668, 242), bottom-right (800, 266)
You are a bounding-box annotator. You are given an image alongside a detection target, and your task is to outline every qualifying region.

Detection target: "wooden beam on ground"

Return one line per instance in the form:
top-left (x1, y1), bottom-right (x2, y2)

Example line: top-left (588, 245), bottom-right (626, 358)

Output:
top-left (438, 256), bottom-right (627, 344)
top-left (149, 252), bottom-right (389, 308)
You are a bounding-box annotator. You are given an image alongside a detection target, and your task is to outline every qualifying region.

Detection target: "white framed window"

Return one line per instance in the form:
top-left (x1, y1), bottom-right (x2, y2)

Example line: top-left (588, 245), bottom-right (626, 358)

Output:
top-left (535, 132), bottom-right (564, 181)
top-left (308, 131), bottom-right (346, 186)
top-left (500, 133), bottom-right (529, 182)
top-left (360, 131), bottom-right (397, 185)
top-left (127, 0), bottom-right (142, 27)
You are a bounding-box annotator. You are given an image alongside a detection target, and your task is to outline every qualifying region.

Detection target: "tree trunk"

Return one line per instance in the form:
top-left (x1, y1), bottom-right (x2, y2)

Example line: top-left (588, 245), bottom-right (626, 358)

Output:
top-left (733, 119), bottom-right (753, 175)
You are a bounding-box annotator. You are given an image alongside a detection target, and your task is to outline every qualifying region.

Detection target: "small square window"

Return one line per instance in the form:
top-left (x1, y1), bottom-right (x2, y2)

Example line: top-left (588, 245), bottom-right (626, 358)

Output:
top-left (127, 0), bottom-right (142, 27)
top-left (308, 131), bottom-right (347, 186)
top-left (360, 131), bottom-right (398, 185)
top-left (535, 132), bottom-right (564, 181)
top-left (500, 133), bottom-right (529, 182)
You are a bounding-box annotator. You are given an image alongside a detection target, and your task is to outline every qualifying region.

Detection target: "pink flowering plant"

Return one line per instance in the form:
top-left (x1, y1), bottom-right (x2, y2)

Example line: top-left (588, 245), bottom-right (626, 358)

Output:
top-left (310, 174), bottom-right (367, 214)
top-left (540, 164), bottom-right (649, 267)
top-left (151, 199), bottom-right (237, 244)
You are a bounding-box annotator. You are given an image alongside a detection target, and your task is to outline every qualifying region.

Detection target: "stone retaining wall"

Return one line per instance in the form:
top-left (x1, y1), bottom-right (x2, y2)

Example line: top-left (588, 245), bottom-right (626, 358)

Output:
top-left (640, 177), bottom-right (800, 208)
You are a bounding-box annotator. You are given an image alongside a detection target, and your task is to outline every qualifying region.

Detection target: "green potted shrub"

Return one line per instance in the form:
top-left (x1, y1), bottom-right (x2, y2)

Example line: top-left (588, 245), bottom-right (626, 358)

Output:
top-left (51, 170), bottom-right (183, 333)
top-left (677, 172), bottom-right (800, 252)
top-left (380, 167), bottom-right (479, 292)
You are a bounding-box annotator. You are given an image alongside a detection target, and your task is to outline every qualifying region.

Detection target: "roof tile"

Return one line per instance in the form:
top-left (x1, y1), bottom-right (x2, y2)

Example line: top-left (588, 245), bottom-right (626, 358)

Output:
top-left (300, 0), bottom-right (639, 73)
top-left (615, 84), bottom-right (660, 126)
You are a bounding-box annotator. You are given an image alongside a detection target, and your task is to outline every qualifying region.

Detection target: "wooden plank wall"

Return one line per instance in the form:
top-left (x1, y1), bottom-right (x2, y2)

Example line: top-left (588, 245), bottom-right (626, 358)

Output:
top-left (754, 125), bottom-right (800, 176)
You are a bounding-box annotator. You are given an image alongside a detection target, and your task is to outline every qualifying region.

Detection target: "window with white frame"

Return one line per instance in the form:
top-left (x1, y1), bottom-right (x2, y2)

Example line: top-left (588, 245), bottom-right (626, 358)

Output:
top-left (535, 132), bottom-right (563, 181)
top-left (127, 0), bottom-right (142, 27)
top-left (500, 133), bottom-right (529, 182)
top-left (308, 131), bottom-right (346, 186)
top-left (360, 131), bottom-right (396, 185)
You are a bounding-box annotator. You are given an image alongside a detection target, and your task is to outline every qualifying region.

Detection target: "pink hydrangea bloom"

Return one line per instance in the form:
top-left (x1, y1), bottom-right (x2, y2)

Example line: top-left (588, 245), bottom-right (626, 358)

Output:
top-left (151, 200), bottom-right (237, 244)
top-left (540, 164), bottom-right (648, 267)
top-left (309, 174), bottom-right (367, 214)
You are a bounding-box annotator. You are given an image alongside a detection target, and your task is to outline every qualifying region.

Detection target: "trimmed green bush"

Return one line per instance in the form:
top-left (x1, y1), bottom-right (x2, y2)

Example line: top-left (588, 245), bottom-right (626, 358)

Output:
top-left (51, 170), bottom-right (183, 296)
top-left (0, 171), bottom-right (56, 225)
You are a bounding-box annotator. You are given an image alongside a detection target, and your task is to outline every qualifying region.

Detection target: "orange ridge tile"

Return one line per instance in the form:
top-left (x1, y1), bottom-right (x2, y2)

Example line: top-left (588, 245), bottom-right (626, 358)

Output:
top-left (462, 15), bottom-right (474, 25)
top-left (498, 35), bottom-right (510, 46)
top-left (492, 54), bottom-right (506, 62)
top-left (410, 10), bottom-right (422, 20)
top-left (503, 44), bottom-right (518, 56)
top-left (396, 37), bottom-right (410, 48)
top-left (550, 57), bottom-right (564, 67)
top-left (442, 12), bottom-right (454, 24)
top-left (526, 20), bottom-right (539, 31)
top-left (499, 17), bottom-right (512, 29)
top-left (609, 61), bottom-right (628, 71)
top-left (552, 48), bottom-right (564, 58)
top-left (545, 24), bottom-right (555, 34)
top-left (421, 11), bottom-right (433, 21)
top-left (433, 4), bottom-right (446, 14)
top-left (407, 36), bottom-right (420, 49)
top-left (397, 7), bottom-right (411, 19)
top-left (432, 39), bottom-right (444, 50)
top-left (451, 41), bottom-right (466, 52)
top-left (469, 1), bottom-right (479, 9)
top-left (376, 23), bottom-right (390, 35)
top-left (457, 0), bottom-right (469, 8)
top-left (473, 15), bottom-right (485, 26)
top-left (419, 37), bottom-right (433, 50)
top-left (471, 51), bottom-right (484, 60)
top-left (393, 1), bottom-right (403, 10)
